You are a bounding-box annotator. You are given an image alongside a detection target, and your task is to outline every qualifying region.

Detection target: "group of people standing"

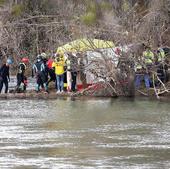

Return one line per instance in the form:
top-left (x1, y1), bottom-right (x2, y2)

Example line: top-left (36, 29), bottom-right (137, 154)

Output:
top-left (135, 46), bottom-right (169, 91)
top-left (0, 45), bottom-right (169, 94)
top-left (0, 52), bottom-right (78, 94)
top-left (29, 52), bottom-right (78, 93)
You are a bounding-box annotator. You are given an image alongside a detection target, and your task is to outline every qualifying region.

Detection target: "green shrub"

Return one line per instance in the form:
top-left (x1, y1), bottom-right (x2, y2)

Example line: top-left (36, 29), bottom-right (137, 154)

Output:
top-left (81, 11), bottom-right (97, 26)
top-left (0, 0), bottom-right (5, 5)
top-left (100, 2), bottom-right (112, 11)
top-left (11, 4), bottom-right (24, 17)
top-left (87, 1), bottom-right (97, 13)
top-left (122, 0), bottom-right (130, 12)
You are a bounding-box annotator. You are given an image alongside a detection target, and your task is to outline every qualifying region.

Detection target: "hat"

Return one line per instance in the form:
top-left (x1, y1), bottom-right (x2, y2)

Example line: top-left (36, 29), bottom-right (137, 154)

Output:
top-left (37, 55), bottom-right (42, 62)
top-left (21, 57), bottom-right (29, 63)
top-left (41, 52), bottom-right (47, 59)
top-left (6, 58), bottom-right (13, 65)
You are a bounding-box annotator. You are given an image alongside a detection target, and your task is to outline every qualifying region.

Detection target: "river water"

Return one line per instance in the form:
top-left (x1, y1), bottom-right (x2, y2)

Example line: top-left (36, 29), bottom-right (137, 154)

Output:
top-left (0, 98), bottom-right (170, 169)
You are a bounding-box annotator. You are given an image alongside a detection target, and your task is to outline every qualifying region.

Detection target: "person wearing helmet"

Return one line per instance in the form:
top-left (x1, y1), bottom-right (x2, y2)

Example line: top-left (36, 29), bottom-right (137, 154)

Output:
top-left (32, 55), bottom-right (48, 93)
top-left (0, 58), bottom-right (13, 93)
top-left (15, 57), bottom-right (29, 92)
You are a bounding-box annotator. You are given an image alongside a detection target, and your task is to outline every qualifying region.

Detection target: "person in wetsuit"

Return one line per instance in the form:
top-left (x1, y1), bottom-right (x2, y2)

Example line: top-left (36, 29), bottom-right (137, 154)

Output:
top-left (0, 58), bottom-right (13, 93)
top-left (32, 55), bottom-right (48, 93)
top-left (16, 57), bottom-right (29, 92)
top-left (41, 53), bottom-right (49, 87)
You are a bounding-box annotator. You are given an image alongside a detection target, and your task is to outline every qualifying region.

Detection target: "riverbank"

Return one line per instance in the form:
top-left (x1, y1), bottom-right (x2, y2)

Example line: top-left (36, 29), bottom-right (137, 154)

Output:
top-left (0, 80), bottom-right (169, 100)
top-left (0, 91), bottom-right (73, 100)
top-left (0, 89), bottom-right (170, 101)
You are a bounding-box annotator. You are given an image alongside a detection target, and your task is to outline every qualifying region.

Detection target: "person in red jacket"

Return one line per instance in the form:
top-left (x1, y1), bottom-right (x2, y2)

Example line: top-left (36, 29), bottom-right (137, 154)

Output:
top-left (47, 58), bottom-right (56, 85)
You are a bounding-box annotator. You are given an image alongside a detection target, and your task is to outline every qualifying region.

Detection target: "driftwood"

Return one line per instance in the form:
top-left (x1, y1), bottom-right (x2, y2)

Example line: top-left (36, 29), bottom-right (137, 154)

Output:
top-left (136, 87), bottom-right (170, 97)
top-left (72, 82), bottom-right (117, 97)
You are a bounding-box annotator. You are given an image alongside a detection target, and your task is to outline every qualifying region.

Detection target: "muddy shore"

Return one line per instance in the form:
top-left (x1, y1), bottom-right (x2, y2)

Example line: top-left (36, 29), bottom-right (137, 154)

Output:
top-left (0, 89), bottom-right (169, 101)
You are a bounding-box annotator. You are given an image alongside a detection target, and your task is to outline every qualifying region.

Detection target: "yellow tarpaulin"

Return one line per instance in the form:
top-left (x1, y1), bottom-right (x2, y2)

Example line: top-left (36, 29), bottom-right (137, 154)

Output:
top-left (57, 38), bottom-right (115, 54)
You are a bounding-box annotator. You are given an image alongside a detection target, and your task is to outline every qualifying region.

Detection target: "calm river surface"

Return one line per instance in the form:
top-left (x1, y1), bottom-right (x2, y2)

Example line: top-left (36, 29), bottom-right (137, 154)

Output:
top-left (0, 98), bottom-right (170, 169)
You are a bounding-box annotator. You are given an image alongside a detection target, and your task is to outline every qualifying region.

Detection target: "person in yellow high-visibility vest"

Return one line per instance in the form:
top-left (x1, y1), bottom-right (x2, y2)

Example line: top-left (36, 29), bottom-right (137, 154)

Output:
top-left (142, 46), bottom-right (154, 89)
top-left (156, 47), bottom-right (168, 83)
top-left (135, 46), bottom-right (154, 90)
top-left (157, 48), bottom-right (165, 63)
top-left (52, 54), bottom-right (65, 93)
top-left (143, 47), bottom-right (154, 65)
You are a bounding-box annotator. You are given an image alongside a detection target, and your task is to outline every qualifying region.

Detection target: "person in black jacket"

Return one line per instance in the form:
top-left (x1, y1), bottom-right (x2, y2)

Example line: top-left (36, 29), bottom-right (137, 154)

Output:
top-left (41, 53), bottom-right (49, 87)
top-left (16, 57), bottom-right (29, 92)
top-left (66, 53), bottom-right (78, 92)
top-left (0, 58), bottom-right (13, 93)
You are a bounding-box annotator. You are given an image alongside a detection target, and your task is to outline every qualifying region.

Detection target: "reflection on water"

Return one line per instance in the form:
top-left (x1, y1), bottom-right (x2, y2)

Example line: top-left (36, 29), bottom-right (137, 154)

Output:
top-left (0, 98), bottom-right (170, 168)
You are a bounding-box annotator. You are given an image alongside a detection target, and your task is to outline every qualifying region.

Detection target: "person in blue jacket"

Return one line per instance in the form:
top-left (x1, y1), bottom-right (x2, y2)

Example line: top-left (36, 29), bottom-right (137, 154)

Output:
top-left (32, 55), bottom-right (48, 93)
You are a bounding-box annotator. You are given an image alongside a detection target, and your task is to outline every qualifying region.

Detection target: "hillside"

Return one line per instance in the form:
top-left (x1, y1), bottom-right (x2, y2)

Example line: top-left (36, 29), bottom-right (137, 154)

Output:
top-left (0, 0), bottom-right (169, 62)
